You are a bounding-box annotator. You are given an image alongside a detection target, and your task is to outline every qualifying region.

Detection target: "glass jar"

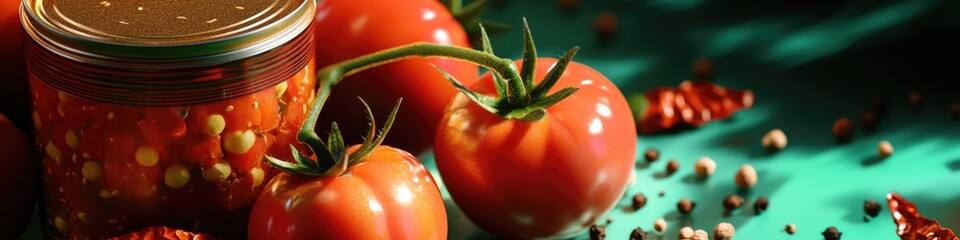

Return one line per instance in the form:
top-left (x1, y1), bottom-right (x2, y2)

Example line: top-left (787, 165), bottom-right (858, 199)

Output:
top-left (21, 0), bottom-right (316, 238)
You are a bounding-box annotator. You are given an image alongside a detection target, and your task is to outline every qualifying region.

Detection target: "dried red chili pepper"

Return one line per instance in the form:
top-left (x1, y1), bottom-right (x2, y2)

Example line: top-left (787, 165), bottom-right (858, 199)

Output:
top-left (887, 193), bottom-right (958, 240)
top-left (630, 80), bottom-right (754, 134)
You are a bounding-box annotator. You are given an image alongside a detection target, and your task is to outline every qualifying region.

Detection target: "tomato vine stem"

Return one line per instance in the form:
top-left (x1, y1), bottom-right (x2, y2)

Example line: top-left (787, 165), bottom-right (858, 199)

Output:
top-left (268, 20), bottom-right (581, 178)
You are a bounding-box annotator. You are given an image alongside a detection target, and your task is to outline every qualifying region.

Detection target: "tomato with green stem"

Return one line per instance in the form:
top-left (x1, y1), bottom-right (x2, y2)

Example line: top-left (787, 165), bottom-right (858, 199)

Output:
top-left (434, 23), bottom-right (636, 238)
top-left (249, 98), bottom-right (447, 239)
top-left (266, 19), bottom-right (635, 239)
top-left (313, 0), bottom-right (503, 155)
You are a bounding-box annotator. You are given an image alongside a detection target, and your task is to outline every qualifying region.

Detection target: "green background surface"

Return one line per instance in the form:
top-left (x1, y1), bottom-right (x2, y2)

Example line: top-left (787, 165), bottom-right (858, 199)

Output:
top-left (20, 0), bottom-right (960, 239)
top-left (436, 0), bottom-right (960, 239)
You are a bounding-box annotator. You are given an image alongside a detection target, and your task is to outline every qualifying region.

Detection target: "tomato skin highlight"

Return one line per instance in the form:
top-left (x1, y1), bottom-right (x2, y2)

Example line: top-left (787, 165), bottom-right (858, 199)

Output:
top-left (434, 59), bottom-right (637, 238)
top-left (312, 0), bottom-right (478, 155)
top-left (0, 114), bottom-right (39, 239)
top-left (248, 145), bottom-right (447, 240)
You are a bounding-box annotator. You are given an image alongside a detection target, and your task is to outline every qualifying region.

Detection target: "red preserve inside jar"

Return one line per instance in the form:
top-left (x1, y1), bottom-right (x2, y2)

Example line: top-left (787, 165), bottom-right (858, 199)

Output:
top-left (21, 0), bottom-right (316, 238)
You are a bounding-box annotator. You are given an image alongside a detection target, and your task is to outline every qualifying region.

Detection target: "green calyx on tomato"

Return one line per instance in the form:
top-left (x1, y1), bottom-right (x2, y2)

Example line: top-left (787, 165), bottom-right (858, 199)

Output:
top-left (443, 19), bottom-right (581, 122)
top-left (264, 98), bottom-right (402, 177)
top-left (443, 0), bottom-right (509, 40)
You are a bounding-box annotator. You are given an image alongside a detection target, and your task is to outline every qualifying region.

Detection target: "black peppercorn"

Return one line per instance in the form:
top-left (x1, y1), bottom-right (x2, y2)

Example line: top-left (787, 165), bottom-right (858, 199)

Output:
top-left (822, 227), bottom-right (841, 240)
top-left (557, 0), bottom-right (579, 10)
top-left (692, 59), bottom-right (714, 80)
top-left (864, 200), bottom-right (881, 218)
top-left (754, 196), bottom-right (769, 215)
top-left (666, 159), bottom-right (679, 175)
top-left (593, 12), bottom-right (617, 40)
top-left (629, 227), bottom-right (648, 240)
top-left (861, 111), bottom-right (877, 132)
top-left (908, 91), bottom-right (923, 111)
top-left (832, 117), bottom-right (853, 143)
top-left (678, 198), bottom-right (696, 214)
top-left (632, 193), bottom-right (647, 210)
top-left (722, 194), bottom-right (743, 212)
top-left (590, 224), bottom-right (606, 240)
top-left (644, 148), bottom-right (659, 162)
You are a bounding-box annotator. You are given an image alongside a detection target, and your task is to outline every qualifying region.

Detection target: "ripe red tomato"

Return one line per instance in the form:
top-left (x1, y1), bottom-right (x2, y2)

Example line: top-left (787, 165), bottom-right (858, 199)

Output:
top-left (434, 59), bottom-right (637, 238)
top-left (0, 0), bottom-right (30, 130)
top-left (313, 0), bottom-right (478, 155)
top-left (0, 113), bottom-right (38, 239)
top-left (248, 145), bottom-right (447, 239)
top-left (108, 226), bottom-right (214, 240)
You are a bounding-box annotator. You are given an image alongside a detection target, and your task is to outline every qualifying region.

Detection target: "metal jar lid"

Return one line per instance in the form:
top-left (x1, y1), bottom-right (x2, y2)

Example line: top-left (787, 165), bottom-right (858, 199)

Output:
top-left (21, 0), bottom-right (315, 106)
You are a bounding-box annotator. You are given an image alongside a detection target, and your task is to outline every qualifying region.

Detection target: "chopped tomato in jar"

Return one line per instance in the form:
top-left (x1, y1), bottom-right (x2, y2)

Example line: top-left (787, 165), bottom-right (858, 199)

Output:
top-left (31, 62), bottom-right (316, 238)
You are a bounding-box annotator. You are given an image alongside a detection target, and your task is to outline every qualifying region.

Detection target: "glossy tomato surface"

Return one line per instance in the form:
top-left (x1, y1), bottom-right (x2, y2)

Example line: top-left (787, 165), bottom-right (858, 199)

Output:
top-left (1, 0), bottom-right (30, 130)
top-left (0, 113), bottom-right (38, 239)
top-left (248, 145), bottom-right (447, 240)
top-left (434, 59), bottom-right (637, 239)
top-left (313, 0), bottom-right (478, 155)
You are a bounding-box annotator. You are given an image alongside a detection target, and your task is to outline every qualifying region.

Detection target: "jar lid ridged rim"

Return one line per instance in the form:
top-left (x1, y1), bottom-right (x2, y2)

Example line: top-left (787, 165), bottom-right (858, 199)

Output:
top-left (21, 0), bottom-right (314, 64)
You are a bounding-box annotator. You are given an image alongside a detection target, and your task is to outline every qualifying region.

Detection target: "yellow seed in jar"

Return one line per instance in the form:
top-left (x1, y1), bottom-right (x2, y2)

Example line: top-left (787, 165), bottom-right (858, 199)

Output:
top-left (54, 216), bottom-right (69, 234)
top-left (275, 81), bottom-right (288, 97)
top-left (45, 141), bottom-right (62, 162)
top-left (135, 146), bottom-right (159, 167)
top-left (224, 130), bottom-right (255, 154)
top-left (107, 112), bottom-right (115, 120)
top-left (202, 160), bottom-right (232, 183)
top-left (57, 103), bottom-right (66, 118)
top-left (32, 112), bottom-right (42, 129)
top-left (203, 114), bottom-right (226, 137)
top-left (225, 105), bottom-right (234, 112)
top-left (164, 164), bottom-right (190, 189)
top-left (250, 166), bottom-right (265, 187)
top-left (64, 129), bottom-right (79, 150)
top-left (100, 189), bottom-right (111, 198)
top-left (58, 91), bottom-right (69, 102)
top-left (81, 161), bottom-right (101, 182)
top-left (77, 212), bottom-right (88, 223)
